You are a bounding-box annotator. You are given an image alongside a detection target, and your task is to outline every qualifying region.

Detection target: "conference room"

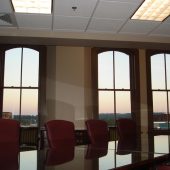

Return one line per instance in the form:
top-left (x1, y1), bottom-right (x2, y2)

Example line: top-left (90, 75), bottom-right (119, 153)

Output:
top-left (1, 0), bottom-right (170, 169)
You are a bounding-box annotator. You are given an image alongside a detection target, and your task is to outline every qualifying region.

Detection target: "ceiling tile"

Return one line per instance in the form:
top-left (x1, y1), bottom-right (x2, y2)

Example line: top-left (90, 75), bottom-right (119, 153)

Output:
top-left (93, 1), bottom-right (140, 20)
top-left (119, 20), bottom-right (160, 35)
top-left (53, 15), bottom-right (89, 31)
top-left (0, 0), bottom-right (13, 13)
top-left (150, 23), bottom-right (170, 37)
top-left (87, 18), bottom-right (124, 33)
top-left (0, 0), bottom-right (170, 43)
top-left (15, 14), bottom-right (52, 29)
top-left (53, 0), bottom-right (98, 17)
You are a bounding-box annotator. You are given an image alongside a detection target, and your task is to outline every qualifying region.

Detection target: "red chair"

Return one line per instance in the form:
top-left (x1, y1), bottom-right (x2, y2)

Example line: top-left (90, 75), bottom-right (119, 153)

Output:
top-left (0, 119), bottom-right (20, 150)
top-left (0, 119), bottom-right (20, 170)
top-left (116, 118), bottom-right (137, 140)
top-left (85, 119), bottom-right (109, 145)
top-left (116, 118), bottom-right (137, 150)
top-left (45, 120), bottom-right (75, 149)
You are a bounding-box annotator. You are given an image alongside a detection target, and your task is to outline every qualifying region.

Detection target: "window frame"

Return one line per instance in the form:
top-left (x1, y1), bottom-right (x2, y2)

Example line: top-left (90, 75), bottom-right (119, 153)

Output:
top-left (147, 50), bottom-right (170, 134)
top-left (0, 44), bottom-right (46, 128)
top-left (91, 48), bottom-right (140, 128)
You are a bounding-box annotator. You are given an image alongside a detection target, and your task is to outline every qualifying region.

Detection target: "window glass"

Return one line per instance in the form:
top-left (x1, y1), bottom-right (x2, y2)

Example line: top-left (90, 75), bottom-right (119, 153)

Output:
top-left (2, 89), bottom-right (20, 120)
top-left (21, 89), bottom-right (38, 126)
top-left (151, 54), bottom-right (165, 89)
top-left (98, 51), bottom-right (113, 89)
top-left (22, 48), bottom-right (39, 87)
top-left (4, 48), bottom-right (21, 87)
top-left (116, 91), bottom-right (131, 115)
top-left (99, 91), bottom-right (114, 114)
top-left (99, 91), bottom-right (115, 126)
top-left (115, 51), bottom-right (130, 89)
top-left (153, 92), bottom-right (168, 129)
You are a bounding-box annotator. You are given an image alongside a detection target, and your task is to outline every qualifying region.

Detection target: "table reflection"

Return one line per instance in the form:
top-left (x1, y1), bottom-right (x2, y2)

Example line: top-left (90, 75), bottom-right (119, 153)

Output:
top-left (45, 145), bottom-right (74, 166)
top-left (20, 150), bottom-right (37, 170)
top-left (19, 147), bottom-right (167, 170)
top-left (0, 144), bottom-right (19, 170)
top-left (154, 135), bottom-right (170, 154)
top-left (15, 135), bottom-right (170, 170)
top-left (85, 143), bottom-right (108, 159)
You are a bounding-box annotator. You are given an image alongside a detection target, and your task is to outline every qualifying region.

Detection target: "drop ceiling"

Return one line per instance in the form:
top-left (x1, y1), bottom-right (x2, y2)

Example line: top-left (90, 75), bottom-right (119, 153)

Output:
top-left (0, 0), bottom-right (170, 46)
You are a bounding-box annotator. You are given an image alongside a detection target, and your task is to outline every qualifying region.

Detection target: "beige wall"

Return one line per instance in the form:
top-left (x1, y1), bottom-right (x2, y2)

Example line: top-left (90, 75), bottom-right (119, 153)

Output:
top-left (139, 49), bottom-right (148, 134)
top-left (45, 46), bottom-right (92, 129)
top-left (139, 49), bottom-right (149, 152)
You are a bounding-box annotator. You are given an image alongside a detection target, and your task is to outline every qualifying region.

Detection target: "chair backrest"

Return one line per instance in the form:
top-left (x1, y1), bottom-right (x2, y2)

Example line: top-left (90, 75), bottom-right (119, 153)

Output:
top-left (85, 119), bottom-right (109, 145)
top-left (0, 119), bottom-right (20, 150)
top-left (45, 120), bottom-right (75, 149)
top-left (116, 118), bottom-right (137, 141)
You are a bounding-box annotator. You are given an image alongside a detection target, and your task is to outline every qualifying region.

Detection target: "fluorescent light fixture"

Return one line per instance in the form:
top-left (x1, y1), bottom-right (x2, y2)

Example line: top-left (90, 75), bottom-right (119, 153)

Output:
top-left (11, 0), bottom-right (52, 14)
top-left (131, 0), bottom-right (170, 21)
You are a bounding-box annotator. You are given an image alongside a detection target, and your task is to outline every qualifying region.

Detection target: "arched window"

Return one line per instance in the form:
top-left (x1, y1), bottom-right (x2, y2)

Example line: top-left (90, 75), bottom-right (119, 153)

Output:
top-left (150, 52), bottom-right (170, 130)
top-left (95, 49), bottom-right (139, 169)
top-left (95, 49), bottom-right (139, 127)
top-left (0, 46), bottom-right (46, 127)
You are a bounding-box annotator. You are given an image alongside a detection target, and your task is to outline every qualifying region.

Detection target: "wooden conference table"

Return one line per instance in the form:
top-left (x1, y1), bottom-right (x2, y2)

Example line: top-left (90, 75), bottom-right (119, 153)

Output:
top-left (2, 135), bottom-right (170, 170)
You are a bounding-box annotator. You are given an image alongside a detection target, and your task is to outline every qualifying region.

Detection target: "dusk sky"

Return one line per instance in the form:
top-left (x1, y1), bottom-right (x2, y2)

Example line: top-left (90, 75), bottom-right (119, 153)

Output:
top-left (2, 48), bottom-right (169, 117)
top-left (3, 47), bottom-right (39, 115)
top-left (98, 51), bottom-right (131, 114)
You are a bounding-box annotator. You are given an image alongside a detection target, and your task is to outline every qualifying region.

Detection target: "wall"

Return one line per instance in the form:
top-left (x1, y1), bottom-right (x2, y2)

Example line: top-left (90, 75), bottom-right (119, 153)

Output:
top-left (139, 49), bottom-right (149, 152)
top-left (45, 46), bottom-right (92, 129)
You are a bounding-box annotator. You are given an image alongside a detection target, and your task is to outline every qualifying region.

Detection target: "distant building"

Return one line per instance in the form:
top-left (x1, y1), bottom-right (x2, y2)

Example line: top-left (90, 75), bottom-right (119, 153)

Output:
top-left (2, 112), bottom-right (12, 119)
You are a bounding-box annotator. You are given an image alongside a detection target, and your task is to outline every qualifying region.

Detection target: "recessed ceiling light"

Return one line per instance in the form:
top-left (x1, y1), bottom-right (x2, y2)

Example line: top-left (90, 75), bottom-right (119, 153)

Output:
top-left (131, 0), bottom-right (170, 21)
top-left (11, 0), bottom-right (52, 14)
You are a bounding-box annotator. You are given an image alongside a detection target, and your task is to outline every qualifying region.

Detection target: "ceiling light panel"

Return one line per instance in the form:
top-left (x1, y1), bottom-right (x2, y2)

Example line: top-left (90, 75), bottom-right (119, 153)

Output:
top-left (131, 0), bottom-right (170, 21)
top-left (11, 0), bottom-right (52, 14)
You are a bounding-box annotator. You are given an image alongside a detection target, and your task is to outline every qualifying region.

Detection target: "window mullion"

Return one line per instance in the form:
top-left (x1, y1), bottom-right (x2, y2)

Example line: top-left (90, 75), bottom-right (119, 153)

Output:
top-left (164, 54), bottom-right (170, 129)
top-left (19, 48), bottom-right (23, 123)
top-left (112, 51), bottom-right (117, 169)
top-left (164, 54), bottom-right (168, 90)
top-left (113, 51), bottom-right (116, 116)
